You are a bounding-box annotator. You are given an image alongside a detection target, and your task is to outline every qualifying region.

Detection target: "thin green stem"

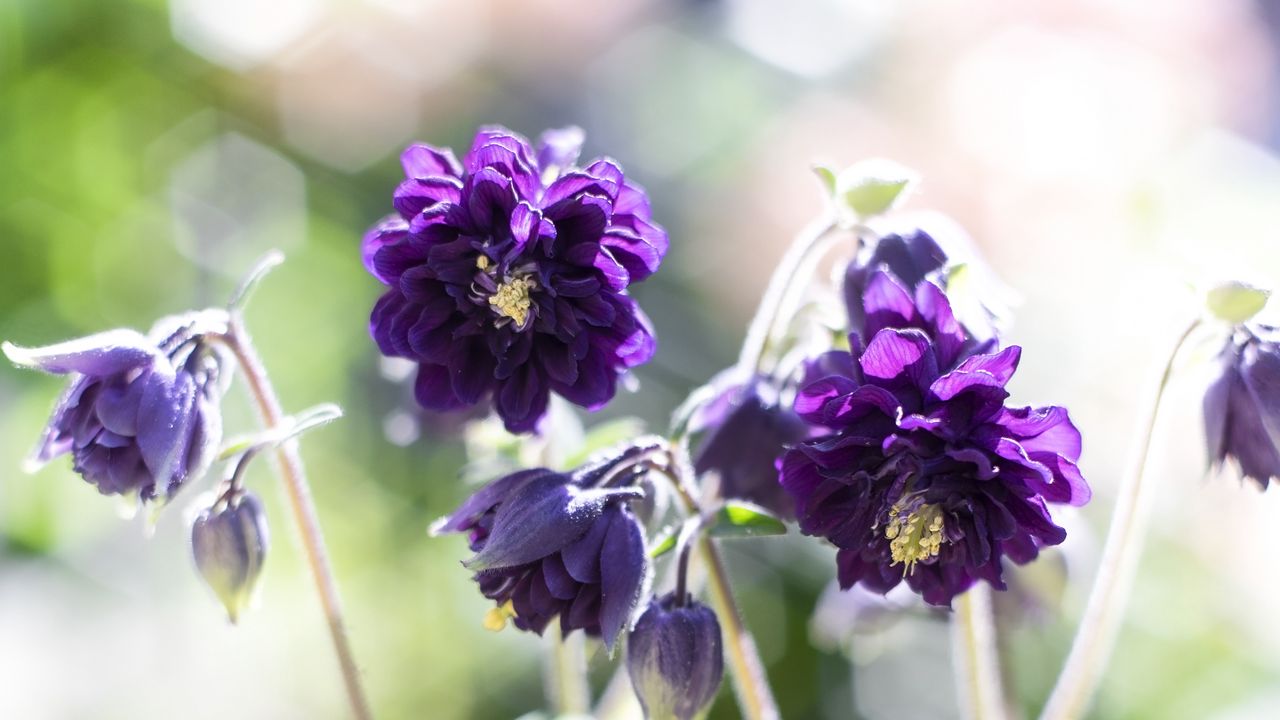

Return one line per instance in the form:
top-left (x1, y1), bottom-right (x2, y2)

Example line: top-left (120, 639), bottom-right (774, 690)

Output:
top-left (221, 314), bottom-right (374, 720)
top-left (953, 584), bottom-right (1007, 720)
top-left (698, 535), bottom-right (779, 720)
top-left (545, 624), bottom-right (591, 716)
top-left (1039, 318), bottom-right (1201, 720)
top-left (664, 448), bottom-right (780, 720)
top-left (737, 214), bottom-right (839, 375)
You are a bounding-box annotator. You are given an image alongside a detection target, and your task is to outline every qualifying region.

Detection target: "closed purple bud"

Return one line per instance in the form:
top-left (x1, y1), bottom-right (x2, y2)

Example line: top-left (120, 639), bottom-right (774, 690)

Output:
top-left (363, 125), bottom-right (668, 433)
top-left (627, 593), bottom-right (724, 720)
top-left (5, 312), bottom-right (231, 504)
top-left (690, 369), bottom-right (808, 519)
top-left (192, 490), bottom-right (269, 623)
top-left (1204, 325), bottom-right (1280, 488)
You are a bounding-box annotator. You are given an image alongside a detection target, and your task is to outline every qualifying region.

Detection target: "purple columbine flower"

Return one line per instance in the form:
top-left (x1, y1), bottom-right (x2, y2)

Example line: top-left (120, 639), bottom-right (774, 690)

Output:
top-left (363, 125), bottom-right (668, 433)
top-left (431, 445), bottom-right (656, 649)
top-left (779, 270), bottom-right (1090, 606)
top-left (4, 312), bottom-right (230, 504)
top-left (627, 592), bottom-right (724, 720)
top-left (690, 368), bottom-right (809, 519)
top-left (1204, 324), bottom-right (1280, 488)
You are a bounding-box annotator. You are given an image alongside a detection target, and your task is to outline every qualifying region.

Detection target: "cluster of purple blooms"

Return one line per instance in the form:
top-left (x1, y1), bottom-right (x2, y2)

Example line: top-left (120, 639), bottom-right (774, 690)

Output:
top-left (11, 122), bottom-right (1280, 719)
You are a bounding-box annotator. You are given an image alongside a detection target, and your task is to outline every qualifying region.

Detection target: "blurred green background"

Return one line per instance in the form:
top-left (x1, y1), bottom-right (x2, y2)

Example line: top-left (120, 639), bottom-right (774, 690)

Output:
top-left (4, 1), bottom-right (1280, 718)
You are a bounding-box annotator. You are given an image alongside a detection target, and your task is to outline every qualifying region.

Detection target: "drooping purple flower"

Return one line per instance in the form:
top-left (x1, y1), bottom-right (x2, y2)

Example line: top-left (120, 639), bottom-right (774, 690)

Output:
top-left (780, 270), bottom-right (1089, 606)
top-left (1204, 324), bottom-right (1280, 488)
top-left (627, 592), bottom-right (724, 720)
top-left (432, 445), bottom-right (656, 649)
top-left (363, 125), bottom-right (668, 433)
top-left (4, 312), bottom-right (231, 504)
top-left (690, 368), bottom-right (809, 519)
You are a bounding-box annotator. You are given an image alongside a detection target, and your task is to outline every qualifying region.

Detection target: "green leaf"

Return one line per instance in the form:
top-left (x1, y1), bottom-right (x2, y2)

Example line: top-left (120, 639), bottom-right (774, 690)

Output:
top-left (812, 163), bottom-right (838, 197)
top-left (709, 501), bottom-right (787, 539)
top-left (1206, 281), bottom-right (1270, 324)
top-left (214, 403), bottom-right (343, 461)
top-left (648, 525), bottom-right (679, 558)
top-left (834, 158), bottom-right (918, 219)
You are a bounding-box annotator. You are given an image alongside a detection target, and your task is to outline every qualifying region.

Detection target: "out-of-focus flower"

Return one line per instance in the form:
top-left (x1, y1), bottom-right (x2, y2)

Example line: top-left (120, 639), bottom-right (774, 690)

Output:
top-left (627, 592), bottom-right (724, 720)
top-left (1204, 324), bottom-right (1280, 489)
top-left (689, 368), bottom-right (808, 518)
top-left (844, 224), bottom-right (1006, 349)
top-left (363, 125), bottom-right (668, 433)
top-left (432, 445), bottom-right (657, 649)
top-left (192, 489), bottom-right (270, 623)
top-left (780, 270), bottom-right (1089, 606)
top-left (3, 312), bottom-right (231, 504)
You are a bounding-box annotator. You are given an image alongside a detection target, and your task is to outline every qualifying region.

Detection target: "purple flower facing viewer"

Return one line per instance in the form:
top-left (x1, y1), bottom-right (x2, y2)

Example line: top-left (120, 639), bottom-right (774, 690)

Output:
top-left (364, 125), bottom-right (668, 433)
top-left (432, 445), bottom-right (656, 649)
top-left (4, 312), bottom-right (230, 504)
top-left (690, 368), bottom-right (809, 519)
top-left (780, 270), bottom-right (1089, 606)
top-left (1204, 324), bottom-right (1280, 488)
top-left (627, 592), bottom-right (724, 720)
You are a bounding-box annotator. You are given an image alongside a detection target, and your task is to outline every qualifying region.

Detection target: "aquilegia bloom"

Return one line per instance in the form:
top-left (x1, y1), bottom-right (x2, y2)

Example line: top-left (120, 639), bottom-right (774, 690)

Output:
top-left (4, 312), bottom-right (230, 504)
top-left (432, 445), bottom-right (654, 649)
top-left (780, 269), bottom-right (1090, 606)
top-left (1204, 324), bottom-right (1280, 488)
top-left (364, 125), bottom-right (668, 433)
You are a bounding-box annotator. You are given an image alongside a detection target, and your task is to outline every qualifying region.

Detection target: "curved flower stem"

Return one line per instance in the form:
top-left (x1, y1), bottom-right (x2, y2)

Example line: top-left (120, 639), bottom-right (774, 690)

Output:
top-left (221, 314), bottom-right (374, 720)
top-left (663, 447), bottom-right (780, 720)
top-left (953, 584), bottom-right (1007, 720)
top-left (1039, 318), bottom-right (1201, 720)
top-left (545, 625), bottom-right (591, 716)
top-left (737, 214), bottom-right (840, 375)
top-left (698, 535), bottom-right (780, 720)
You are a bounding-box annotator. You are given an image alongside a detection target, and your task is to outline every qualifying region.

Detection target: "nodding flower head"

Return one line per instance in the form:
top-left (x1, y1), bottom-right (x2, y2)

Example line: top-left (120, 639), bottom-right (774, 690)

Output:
top-left (780, 270), bottom-right (1089, 606)
top-left (626, 592), bottom-right (724, 720)
top-left (1204, 323), bottom-right (1280, 489)
top-left (363, 125), bottom-right (668, 434)
top-left (431, 440), bottom-right (663, 649)
top-left (689, 368), bottom-right (809, 519)
top-left (4, 311), bottom-right (231, 505)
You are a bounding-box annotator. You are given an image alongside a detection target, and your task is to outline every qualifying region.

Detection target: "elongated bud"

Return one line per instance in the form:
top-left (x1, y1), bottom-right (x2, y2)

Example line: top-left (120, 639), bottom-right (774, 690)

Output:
top-left (192, 490), bottom-right (269, 623)
top-left (627, 593), bottom-right (724, 720)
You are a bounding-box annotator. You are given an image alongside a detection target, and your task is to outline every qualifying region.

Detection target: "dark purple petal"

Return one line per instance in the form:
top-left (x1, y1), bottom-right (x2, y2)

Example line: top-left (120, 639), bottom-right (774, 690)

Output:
top-left (401, 143), bottom-right (462, 179)
top-left (465, 476), bottom-right (641, 570)
top-left (137, 369), bottom-right (197, 495)
top-left (4, 330), bottom-right (159, 376)
top-left (598, 505), bottom-right (647, 650)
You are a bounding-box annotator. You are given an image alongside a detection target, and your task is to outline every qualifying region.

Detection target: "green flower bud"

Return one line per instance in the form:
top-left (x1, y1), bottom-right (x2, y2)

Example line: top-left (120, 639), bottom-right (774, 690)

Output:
top-left (191, 490), bottom-right (269, 623)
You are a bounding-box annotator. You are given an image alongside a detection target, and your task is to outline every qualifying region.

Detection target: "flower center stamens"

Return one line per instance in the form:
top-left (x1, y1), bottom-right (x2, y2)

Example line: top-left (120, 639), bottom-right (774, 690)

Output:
top-left (489, 276), bottom-right (537, 327)
top-left (482, 600), bottom-right (517, 631)
top-left (885, 500), bottom-right (945, 575)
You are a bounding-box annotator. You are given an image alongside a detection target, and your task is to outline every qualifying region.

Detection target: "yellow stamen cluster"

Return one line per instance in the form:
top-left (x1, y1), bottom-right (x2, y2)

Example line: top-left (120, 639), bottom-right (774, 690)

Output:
top-left (483, 600), bottom-right (517, 632)
top-left (885, 501), bottom-right (945, 575)
top-left (488, 276), bottom-right (537, 326)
